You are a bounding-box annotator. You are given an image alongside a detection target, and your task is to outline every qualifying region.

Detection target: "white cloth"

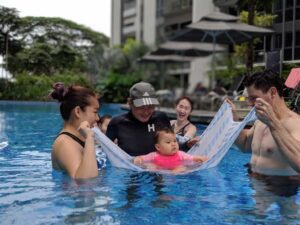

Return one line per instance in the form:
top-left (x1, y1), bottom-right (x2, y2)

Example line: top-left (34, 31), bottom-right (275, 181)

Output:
top-left (93, 102), bottom-right (256, 174)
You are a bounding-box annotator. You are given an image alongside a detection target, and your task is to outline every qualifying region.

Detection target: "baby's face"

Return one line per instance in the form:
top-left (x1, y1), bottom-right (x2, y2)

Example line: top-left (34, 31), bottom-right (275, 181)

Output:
top-left (155, 132), bottom-right (179, 156)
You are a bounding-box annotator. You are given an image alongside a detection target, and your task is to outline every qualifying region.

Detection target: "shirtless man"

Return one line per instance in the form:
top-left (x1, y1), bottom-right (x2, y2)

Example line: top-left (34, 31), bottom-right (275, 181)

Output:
top-left (229, 69), bottom-right (300, 176)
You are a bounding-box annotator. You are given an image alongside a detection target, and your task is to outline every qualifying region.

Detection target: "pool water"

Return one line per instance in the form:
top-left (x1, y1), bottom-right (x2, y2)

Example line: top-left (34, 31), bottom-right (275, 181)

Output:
top-left (0, 101), bottom-right (300, 225)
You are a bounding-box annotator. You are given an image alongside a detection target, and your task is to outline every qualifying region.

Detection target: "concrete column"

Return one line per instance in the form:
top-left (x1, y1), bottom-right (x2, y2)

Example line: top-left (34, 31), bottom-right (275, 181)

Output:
top-left (143, 0), bottom-right (156, 45)
top-left (111, 0), bottom-right (122, 46)
top-left (136, 0), bottom-right (142, 42)
top-left (189, 0), bottom-right (216, 93)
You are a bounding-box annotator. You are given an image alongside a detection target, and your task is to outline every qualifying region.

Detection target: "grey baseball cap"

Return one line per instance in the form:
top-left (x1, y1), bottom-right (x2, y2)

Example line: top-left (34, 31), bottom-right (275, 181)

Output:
top-left (129, 82), bottom-right (160, 107)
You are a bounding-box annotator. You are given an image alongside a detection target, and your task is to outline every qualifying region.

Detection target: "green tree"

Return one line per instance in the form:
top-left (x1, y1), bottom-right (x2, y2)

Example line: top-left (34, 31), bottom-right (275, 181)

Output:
top-left (0, 5), bottom-right (109, 76)
top-left (236, 0), bottom-right (276, 71)
top-left (96, 39), bottom-right (150, 103)
top-left (234, 10), bottom-right (276, 67)
top-left (0, 6), bottom-right (23, 72)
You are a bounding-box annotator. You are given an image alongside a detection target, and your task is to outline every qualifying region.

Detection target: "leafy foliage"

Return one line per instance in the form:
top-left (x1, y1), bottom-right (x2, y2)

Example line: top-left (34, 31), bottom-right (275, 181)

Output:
top-left (234, 10), bottom-right (276, 65)
top-left (0, 72), bottom-right (91, 100)
top-left (95, 39), bottom-right (151, 103)
top-left (97, 71), bottom-right (142, 103)
top-left (0, 5), bottom-right (109, 76)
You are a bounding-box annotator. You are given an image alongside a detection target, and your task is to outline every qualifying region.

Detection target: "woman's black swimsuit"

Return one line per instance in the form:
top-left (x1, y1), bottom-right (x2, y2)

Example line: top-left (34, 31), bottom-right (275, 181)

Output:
top-left (57, 132), bottom-right (101, 168)
top-left (171, 122), bottom-right (190, 136)
top-left (58, 132), bottom-right (85, 147)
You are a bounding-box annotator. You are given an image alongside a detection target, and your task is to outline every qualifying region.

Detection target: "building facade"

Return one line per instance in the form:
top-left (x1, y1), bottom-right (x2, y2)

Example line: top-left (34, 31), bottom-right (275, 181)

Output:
top-left (111, 0), bottom-right (218, 93)
top-left (110, 0), bottom-right (300, 93)
top-left (272, 0), bottom-right (300, 62)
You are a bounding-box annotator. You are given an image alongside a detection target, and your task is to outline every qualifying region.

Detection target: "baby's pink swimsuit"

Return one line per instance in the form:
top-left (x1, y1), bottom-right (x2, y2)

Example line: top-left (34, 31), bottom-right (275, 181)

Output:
top-left (141, 151), bottom-right (194, 170)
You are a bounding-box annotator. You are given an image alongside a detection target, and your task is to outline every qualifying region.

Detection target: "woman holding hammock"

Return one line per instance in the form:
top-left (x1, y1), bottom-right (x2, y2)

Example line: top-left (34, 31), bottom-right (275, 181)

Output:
top-left (170, 96), bottom-right (199, 152)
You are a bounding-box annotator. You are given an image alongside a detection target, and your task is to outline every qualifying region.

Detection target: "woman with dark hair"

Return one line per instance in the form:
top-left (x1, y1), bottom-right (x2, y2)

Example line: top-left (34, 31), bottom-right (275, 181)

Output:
top-left (49, 82), bottom-right (100, 179)
top-left (170, 96), bottom-right (199, 151)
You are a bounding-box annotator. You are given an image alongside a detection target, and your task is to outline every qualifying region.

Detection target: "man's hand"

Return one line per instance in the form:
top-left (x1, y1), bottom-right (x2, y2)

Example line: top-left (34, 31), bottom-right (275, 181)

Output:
top-left (225, 98), bottom-right (239, 121)
top-left (255, 98), bottom-right (278, 128)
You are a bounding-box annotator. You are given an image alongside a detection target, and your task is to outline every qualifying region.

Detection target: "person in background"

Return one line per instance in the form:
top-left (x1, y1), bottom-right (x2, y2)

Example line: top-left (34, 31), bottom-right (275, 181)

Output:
top-left (97, 114), bottom-right (112, 134)
top-left (133, 127), bottom-right (208, 173)
top-left (227, 69), bottom-right (300, 176)
top-left (170, 96), bottom-right (199, 151)
top-left (106, 82), bottom-right (171, 156)
top-left (50, 82), bottom-right (99, 179)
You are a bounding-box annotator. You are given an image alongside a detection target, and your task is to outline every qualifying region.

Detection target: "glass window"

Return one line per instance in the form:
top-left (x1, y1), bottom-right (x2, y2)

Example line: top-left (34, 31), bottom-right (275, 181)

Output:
top-left (285, 32), bottom-right (293, 47)
top-left (156, 0), bottom-right (164, 17)
top-left (265, 36), bottom-right (271, 51)
top-left (284, 48), bottom-right (292, 60)
top-left (286, 0), bottom-right (294, 8)
top-left (297, 0), bottom-right (300, 6)
top-left (275, 0), bottom-right (283, 10)
top-left (295, 47), bottom-right (300, 59)
top-left (296, 7), bottom-right (300, 20)
top-left (275, 11), bottom-right (282, 23)
top-left (285, 9), bottom-right (294, 21)
top-left (296, 31), bottom-right (300, 46)
top-left (255, 37), bottom-right (264, 50)
top-left (275, 34), bottom-right (282, 49)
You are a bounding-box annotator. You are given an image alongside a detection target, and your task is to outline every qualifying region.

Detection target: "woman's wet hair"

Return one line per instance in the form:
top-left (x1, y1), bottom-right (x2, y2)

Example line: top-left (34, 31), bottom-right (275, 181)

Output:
top-left (244, 70), bottom-right (284, 97)
top-left (154, 127), bottom-right (175, 144)
top-left (175, 96), bottom-right (194, 111)
top-left (49, 82), bottom-right (97, 121)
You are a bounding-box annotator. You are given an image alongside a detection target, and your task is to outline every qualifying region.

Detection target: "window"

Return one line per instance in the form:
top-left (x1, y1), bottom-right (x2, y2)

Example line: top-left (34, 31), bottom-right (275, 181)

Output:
top-left (284, 48), bottom-right (292, 60)
top-left (255, 37), bottom-right (264, 50)
top-left (265, 36), bottom-right (272, 51)
top-left (296, 7), bottom-right (300, 20)
top-left (296, 31), bottom-right (300, 46)
top-left (295, 47), bottom-right (300, 59)
top-left (275, 11), bottom-right (282, 23)
top-left (275, 34), bottom-right (282, 49)
top-left (286, 0), bottom-right (294, 8)
top-left (285, 9), bottom-right (294, 21)
top-left (156, 0), bottom-right (164, 17)
top-left (274, 0), bottom-right (282, 10)
top-left (285, 32), bottom-right (293, 47)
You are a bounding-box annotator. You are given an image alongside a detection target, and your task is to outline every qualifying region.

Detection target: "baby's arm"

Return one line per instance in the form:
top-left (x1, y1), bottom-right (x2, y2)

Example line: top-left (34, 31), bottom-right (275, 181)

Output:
top-left (133, 156), bottom-right (158, 171)
top-left (133, 156), bottom-right (144, 165)
top-left (133, 152), bottom-right (156, 165)
top-left (193, 155), bottom-right (209, 163)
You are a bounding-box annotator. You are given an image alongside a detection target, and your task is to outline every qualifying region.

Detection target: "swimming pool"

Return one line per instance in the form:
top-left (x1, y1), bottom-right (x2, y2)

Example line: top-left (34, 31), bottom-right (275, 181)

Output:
top-left (0, 101), bottom-right (300, 225)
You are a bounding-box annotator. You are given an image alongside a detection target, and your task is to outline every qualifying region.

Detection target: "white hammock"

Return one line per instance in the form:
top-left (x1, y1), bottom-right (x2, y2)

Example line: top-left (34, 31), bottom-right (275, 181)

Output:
top-left (93, 102), bottom-right (256, 174)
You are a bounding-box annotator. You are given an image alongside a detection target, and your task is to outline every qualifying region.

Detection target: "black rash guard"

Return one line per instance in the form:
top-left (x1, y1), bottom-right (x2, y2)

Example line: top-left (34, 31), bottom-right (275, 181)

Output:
top-left (106, 111), bottom-right (171, 156)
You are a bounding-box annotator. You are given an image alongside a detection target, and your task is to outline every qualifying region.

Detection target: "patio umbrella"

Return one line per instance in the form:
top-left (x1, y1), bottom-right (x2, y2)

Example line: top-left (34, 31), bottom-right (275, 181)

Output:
top-left (173, 11), bottom-right (274, 88)
top-left (150, 41), bottom-right (226, 57)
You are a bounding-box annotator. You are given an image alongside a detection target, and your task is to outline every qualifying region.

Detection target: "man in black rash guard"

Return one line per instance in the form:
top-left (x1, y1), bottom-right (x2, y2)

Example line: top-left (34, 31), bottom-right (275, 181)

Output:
top-left (106, 82), bottom-right (171, 156)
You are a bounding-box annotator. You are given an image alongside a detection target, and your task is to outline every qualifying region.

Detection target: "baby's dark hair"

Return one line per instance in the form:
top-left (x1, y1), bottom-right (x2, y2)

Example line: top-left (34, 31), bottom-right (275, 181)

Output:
top-left (154, 127), bottom-right (175, 144)
top-left (49, 82), bottom-right (97, 121)
top-left (244, 69), bottom-right (285, 97)
top-left (97, 114), bottom-right (112, 125)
